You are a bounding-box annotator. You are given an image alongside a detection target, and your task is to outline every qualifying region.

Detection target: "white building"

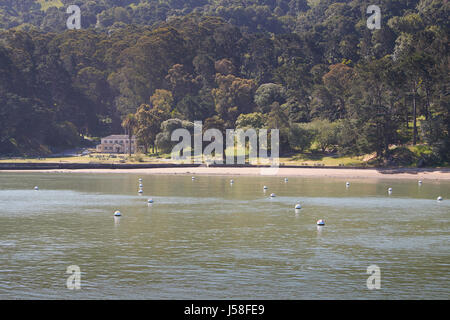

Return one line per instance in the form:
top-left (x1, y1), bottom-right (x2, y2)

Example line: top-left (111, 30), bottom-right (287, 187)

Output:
top-left (96, 135), bottom-right (137, 154)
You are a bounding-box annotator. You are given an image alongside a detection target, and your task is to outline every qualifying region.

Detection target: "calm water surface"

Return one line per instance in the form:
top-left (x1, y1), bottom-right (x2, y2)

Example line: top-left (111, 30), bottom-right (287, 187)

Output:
top-left (0, 172), bottom-right (449, 299)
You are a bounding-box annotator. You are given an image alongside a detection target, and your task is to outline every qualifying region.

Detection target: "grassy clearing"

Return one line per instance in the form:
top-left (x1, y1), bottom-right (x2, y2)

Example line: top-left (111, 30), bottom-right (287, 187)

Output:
top-left (280, 154), bottom-right (366, 167)
top-left (2, 145), bottom-right (441, 167)
top-left (0, 151), bottom-right (366, 166)
top-left (36, 0), bottom-right (63, 12)
top-left (0, 153), bottom-right (167, 164)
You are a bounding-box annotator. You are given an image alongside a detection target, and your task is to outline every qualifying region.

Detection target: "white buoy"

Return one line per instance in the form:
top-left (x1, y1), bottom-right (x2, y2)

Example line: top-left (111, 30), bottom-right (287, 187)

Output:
top-left (295, 203), bottom-right (302, 209)
top-left (139, 183), bottom-right (143, 188)
top-left (34, 186), bottom-right (39, 190)
top-left (284, 178), bottom-right (288, 182)
top-left (139, 178), bottom-right (142, 182)
top-left (138, 189), bottom-right (143, 194)
top-left (230, 179), bottom-right (234, 184)
top-left (114, 210), bottom-right (121, 216)
top-left (437, 196), bottom-right (443, 201)
top-left (388, 188), bottom-right (393, 192)
top-left (317, 219), bottom-right (325, 226)
top-left (263, 186), bottom-right (268, 190)
top-left (192, 176), bottom-right (195, 180)
top-left (418, 180), bottom-right (422, 185)
top-left (270, 193), bottom-right (276, 197)
top-left (346, 182), bottom-right (350, 187)
top-left (148, 198), bottom-right (154, 203)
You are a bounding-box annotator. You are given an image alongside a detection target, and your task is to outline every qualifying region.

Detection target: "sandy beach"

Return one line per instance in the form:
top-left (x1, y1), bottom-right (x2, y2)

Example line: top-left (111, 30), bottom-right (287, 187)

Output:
top-left (2, 166), bottom-right (450, 180)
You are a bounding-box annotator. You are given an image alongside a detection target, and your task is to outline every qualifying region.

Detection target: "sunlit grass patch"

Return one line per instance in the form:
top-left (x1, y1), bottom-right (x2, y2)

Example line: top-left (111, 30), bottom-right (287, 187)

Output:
top-left (36, 0), bottom-right (63, 12)
top-left (280, 154), bottom-right (366, 167)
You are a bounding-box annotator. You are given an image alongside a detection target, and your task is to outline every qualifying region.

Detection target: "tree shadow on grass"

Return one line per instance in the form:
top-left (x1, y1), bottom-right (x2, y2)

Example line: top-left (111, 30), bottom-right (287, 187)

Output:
top-left (289, 152), bottom-right (334, 161)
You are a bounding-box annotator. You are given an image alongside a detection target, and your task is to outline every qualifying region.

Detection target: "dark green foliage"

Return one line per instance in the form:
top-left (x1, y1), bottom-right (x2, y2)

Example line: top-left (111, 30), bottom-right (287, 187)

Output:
top-left (288, 123), bottom-right (315, 152)
top-left (0, 0), bottom-right (448, 165)
top-left (156, 118), bottom-right (194, 153)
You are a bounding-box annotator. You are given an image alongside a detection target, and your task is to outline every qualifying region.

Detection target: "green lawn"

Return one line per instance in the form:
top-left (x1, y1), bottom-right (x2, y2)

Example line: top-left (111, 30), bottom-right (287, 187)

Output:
top-left (3, 146), bottom-right (442, 167)
top-left (0, 151), bottom-right (366, 166)
top-left (0, 153), bottom-right (167, 164)
top-left (280, 154), bottom-right (366, 167)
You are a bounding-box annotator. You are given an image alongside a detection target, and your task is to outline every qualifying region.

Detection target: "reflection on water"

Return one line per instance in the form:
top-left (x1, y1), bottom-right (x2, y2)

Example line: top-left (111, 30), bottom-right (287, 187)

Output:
top-left (0, 172), bottom-right (449, 299)
top-left (316, 226), bottom-right (324, 235)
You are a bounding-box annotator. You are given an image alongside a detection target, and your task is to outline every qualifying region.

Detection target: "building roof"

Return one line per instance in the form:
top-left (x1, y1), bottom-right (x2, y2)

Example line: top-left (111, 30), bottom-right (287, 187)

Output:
top-left (103, 135), bottom-right (136, 140)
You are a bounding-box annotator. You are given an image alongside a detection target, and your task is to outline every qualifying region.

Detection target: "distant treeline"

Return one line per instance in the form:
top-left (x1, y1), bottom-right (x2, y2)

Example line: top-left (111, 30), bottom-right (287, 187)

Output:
top-left (0, 0), bottom-right (448, 165)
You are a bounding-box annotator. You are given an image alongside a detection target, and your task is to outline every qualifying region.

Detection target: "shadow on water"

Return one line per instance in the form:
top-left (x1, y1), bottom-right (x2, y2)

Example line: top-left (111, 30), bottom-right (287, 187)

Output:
top-left (375, 167), bottom-right (450, 175)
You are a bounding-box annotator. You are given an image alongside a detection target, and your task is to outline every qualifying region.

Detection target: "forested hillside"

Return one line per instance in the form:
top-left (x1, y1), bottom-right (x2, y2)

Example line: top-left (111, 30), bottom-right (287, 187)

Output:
top-left (0, 0), bottom-right (448, 166)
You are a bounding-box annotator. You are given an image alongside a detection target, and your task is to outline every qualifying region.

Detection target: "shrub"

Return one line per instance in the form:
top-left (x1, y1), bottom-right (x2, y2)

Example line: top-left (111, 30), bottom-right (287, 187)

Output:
top-left (309, 119), bottom-right (339, 152)
top-left (288, 123), bottom-right (316, 152)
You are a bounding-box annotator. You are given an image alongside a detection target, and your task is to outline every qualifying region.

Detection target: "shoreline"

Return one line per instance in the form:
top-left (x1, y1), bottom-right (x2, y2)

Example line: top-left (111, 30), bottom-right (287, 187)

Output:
top-left (1, 166), bottom-right (450, 180)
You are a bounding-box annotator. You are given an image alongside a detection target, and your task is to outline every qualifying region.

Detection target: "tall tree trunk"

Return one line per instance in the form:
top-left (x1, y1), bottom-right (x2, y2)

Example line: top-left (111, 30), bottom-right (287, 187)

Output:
top-left (425, 85), bottom-right (431, 121)
top-left (376, 90), bottom-right (384, 159)
top-left (128, 128), bottom-right (132, 157)
top-left (405, 96), bottom-right (409, 129)
top-left (412, 82), bottom-right (417, 145)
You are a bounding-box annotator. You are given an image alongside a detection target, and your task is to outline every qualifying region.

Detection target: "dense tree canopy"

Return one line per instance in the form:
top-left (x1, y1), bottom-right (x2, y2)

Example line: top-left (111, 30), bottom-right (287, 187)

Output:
top-left (0, 0), bottom-right (448, 165)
